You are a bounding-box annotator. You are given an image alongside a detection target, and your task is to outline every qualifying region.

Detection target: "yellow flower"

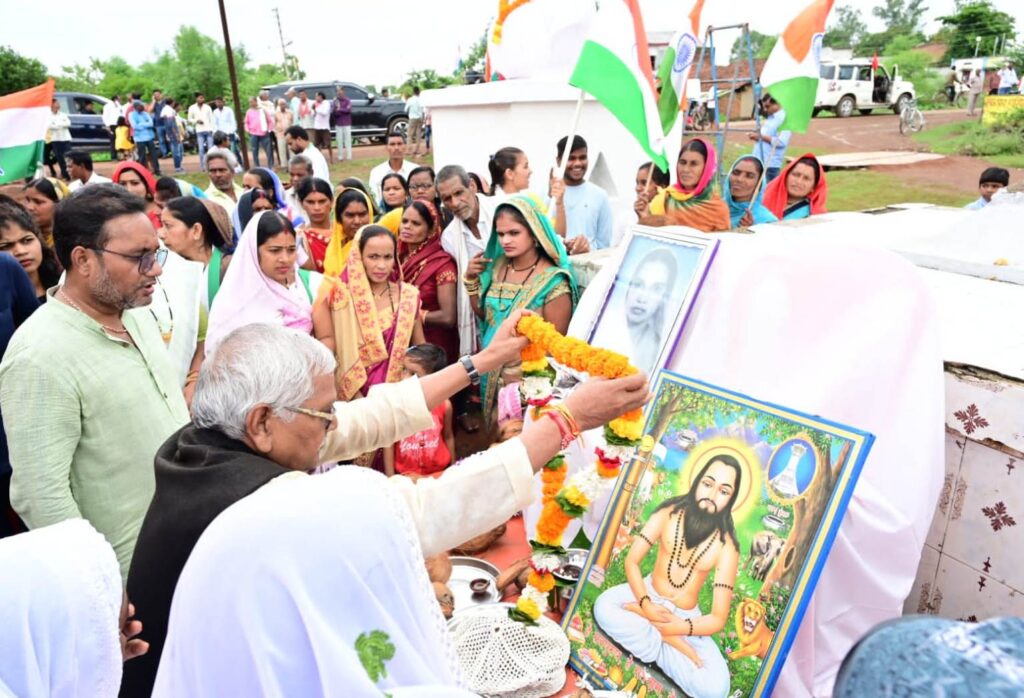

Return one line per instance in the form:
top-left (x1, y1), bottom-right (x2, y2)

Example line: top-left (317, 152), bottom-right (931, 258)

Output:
top-left (609, 416), bottom-right (643, 442)
top-left (516, 595), bottom-right (542, 620)
top-left (563, 485), bottom-right (591, 509)
top-left (522, 357), bottom-right (549, 373)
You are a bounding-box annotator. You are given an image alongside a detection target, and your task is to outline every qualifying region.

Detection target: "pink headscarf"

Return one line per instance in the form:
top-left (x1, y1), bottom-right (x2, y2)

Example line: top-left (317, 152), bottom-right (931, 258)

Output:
top-left (205, 211), bottom-right (313, 355)
top-left (673, 137), bottom-right (718, 197)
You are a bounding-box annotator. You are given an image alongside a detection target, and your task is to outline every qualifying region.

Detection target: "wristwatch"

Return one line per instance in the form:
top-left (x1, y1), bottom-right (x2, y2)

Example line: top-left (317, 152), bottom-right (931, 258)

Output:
top-left (459, 355), bottom-right (480, 385)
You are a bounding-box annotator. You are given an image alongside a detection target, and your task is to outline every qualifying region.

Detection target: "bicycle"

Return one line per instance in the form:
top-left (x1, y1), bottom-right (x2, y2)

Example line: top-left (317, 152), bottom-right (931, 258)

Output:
top-left (899, 98), bottom-right (925, 135)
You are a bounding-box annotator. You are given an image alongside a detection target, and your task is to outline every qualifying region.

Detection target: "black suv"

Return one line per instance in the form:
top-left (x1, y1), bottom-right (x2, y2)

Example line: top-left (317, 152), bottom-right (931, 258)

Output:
top-left (263, 81), bottom-right (408, 143)
top-left (54, 91), bottom-right (114, 152)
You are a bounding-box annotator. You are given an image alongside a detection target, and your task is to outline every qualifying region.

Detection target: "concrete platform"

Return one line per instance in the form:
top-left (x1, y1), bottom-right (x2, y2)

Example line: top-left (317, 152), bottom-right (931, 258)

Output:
top-left (816, 151), bottom-right (945, 169)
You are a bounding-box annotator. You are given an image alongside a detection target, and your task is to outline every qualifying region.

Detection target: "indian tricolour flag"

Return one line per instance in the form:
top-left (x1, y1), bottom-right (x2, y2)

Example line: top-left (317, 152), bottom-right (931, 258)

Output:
top-left (569, 0), bottom-right (668, 171)
top-left (656, 0), bottom-right (706, 135)
top-left (759, 0), bottom-right (835, 133)
top-left (0, 80), bottom-right (55, 185)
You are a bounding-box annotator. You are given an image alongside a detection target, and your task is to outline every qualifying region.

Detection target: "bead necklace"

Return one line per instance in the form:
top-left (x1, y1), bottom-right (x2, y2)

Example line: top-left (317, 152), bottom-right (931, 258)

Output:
top-left (496, 256), bottom-right (539, 313)
top-left (666, 512), bottom-right (717, 590)
top-left (58, 288), bottom-right (130, 336)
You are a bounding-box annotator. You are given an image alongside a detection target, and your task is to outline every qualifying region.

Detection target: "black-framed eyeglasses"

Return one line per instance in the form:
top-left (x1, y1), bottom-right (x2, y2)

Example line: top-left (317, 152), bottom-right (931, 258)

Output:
top-left (283, 405), bottom-right (336, 432)
top-left (91, 247), bottom-right (168, 274)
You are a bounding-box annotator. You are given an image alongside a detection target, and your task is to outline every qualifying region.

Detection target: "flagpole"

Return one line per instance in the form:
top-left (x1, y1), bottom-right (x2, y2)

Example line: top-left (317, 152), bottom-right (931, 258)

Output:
top-left (745, 137), bottom-right (780, 219)
top-left (548, 88), bottom-right (586, 215)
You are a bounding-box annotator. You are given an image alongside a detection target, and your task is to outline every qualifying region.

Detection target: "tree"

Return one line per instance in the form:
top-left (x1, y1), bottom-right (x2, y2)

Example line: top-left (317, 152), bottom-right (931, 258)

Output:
top-left (872, 0), bottom-right (929, 36)
top-left (938, 0), bottom-right (1016, 60)
top-left (0, 46), bottom-right (49, 96)
top-left (824, 5), bottom-right (869, 49)
top-left (730, 30), bottom-right (777, 62)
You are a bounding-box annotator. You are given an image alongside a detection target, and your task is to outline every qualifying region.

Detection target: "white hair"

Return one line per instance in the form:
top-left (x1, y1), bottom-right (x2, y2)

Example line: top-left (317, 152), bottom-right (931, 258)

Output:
top-left (192, 324), bottom-right (337, 440)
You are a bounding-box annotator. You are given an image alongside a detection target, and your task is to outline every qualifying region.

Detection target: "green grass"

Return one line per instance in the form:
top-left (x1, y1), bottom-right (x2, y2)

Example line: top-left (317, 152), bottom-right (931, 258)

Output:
top-left (174, 153), bottom-right (434, 190)
top-left (912, 120), bottom-right (1024, 169)
top-left (826, 169), bottom-right (971, 210)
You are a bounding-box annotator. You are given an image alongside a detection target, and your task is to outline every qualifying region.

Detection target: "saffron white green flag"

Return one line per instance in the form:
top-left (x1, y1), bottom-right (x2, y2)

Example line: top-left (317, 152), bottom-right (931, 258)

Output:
top-left (569, 0), bottom-right (668, 171)
top-left (0, 80), bottom-right (54, 184)
top-left (759, 0), bottom-right (835, 133)
top-left (656, 0), bottom-right (706, 135)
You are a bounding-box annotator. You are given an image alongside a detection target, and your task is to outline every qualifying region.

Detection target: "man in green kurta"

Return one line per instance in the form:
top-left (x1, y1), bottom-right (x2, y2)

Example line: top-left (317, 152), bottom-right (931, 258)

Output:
top-left (0, 185), bottom-right (189, 578)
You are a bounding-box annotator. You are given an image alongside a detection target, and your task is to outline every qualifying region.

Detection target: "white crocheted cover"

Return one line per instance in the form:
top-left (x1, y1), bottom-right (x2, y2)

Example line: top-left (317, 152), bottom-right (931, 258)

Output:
top-left (448, 604), bottom-right (570, 698)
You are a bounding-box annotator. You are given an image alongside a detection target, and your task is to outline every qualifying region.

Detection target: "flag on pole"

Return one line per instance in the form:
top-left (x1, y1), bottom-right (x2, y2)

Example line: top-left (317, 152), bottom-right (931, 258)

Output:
top-left (759, 0), bottom-right (835, 133)
top-left (656, 0), bottom-right (706, 135)
top-left (568, 0), bottom-right (668, 171)
top-left (0, 80), bottom-right (54, 185)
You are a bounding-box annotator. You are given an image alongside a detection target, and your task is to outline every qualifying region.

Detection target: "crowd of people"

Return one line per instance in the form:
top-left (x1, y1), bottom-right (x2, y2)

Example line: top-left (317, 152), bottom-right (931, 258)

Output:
top-left (0, 76), bottom-right (1016, 696)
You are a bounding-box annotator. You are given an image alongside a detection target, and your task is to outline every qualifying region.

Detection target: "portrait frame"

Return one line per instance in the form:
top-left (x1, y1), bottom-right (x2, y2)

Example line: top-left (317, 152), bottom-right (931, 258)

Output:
top-left (561, 371), bottom-right (874, 698)
top-left (584, 225), bottom-right (719, 379)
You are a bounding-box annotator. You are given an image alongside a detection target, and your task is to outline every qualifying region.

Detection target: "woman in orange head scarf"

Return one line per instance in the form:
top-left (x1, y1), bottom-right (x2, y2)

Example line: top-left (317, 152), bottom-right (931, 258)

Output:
top-left (641, 137), bottom-right (731, 233)
top-left (113, 161), bottom-right (162, 231)
top-left (762, 153), bottom-right (829, 220)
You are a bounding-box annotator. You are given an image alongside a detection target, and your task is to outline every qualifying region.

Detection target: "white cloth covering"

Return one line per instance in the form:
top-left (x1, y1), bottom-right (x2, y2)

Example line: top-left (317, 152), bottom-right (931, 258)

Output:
top-left (441, 193), bottom-right (496, 356)
top-left (566, 231), bottom-right (944, 697)
top-left (0, 519), bottom-right (123, 698)
top-left (153, 461), bottom-right (535, 696)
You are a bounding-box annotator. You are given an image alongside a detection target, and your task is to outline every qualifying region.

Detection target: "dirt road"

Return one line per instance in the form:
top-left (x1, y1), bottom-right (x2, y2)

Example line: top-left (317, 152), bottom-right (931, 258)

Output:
top-left (729, 109), bottom-right (1022, 192)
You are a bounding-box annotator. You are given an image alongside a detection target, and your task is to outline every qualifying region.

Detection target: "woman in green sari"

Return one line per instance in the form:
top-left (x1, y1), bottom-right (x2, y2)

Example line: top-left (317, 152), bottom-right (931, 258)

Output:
top-left (463, 194), bottom-right (578, 423)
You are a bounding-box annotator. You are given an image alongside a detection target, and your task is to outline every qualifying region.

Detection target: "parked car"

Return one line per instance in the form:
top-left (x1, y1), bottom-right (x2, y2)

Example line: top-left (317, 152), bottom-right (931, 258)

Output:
top-left (54, 92), bottom-right (114, 152)
top-left (263, 81), bottom-right (408, 143)
top-left (814, 61), bottom-right (916, 117)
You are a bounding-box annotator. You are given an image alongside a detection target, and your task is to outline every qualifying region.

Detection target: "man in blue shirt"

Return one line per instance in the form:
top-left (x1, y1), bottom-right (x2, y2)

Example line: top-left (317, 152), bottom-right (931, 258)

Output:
top-left (965, 167), bottom-right (1009, 210)
top-left (555, 135), bottom-right (613, 252)
top-left (129, 100), bottom-right (161, 176)
top-left (749, 94), bottom-right (791, 183)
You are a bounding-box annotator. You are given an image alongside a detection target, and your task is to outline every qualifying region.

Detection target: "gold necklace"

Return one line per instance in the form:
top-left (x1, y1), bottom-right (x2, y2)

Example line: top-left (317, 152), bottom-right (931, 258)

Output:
top-left (58, 288), bottom-right (130, 336)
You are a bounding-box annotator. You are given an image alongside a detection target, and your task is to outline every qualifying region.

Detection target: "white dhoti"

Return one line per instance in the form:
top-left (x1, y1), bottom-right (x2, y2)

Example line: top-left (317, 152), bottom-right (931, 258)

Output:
top-left (593, 579), bottom-right (730, 698)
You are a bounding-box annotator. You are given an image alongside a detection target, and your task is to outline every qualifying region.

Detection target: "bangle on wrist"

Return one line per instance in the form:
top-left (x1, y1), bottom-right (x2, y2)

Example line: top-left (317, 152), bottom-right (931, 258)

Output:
top-left (550, 403), bottom-right (581, 438)
top-left (542, 409), bottom-right (575, 450)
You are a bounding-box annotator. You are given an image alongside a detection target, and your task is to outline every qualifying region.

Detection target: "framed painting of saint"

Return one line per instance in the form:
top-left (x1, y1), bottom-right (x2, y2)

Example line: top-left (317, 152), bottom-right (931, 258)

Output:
top-left (584, 226), bottom-right (718, 378)
top-left (561, 372), bottom-right (874, 698)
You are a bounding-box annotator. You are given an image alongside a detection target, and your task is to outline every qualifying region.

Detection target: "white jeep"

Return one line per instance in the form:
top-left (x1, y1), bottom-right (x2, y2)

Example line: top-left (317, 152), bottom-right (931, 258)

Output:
top-left (815, 60), bottom-right (917, 117)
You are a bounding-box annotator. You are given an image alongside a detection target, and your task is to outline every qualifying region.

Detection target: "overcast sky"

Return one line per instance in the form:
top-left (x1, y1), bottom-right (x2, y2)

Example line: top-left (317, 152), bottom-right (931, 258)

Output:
top-left (8, 0), bottom-right (1023, 88)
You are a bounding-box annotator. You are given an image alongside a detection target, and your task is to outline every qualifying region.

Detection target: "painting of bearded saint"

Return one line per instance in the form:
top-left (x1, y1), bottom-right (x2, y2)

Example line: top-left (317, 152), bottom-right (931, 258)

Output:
top-left (594, 455), bottom-right (741, 698)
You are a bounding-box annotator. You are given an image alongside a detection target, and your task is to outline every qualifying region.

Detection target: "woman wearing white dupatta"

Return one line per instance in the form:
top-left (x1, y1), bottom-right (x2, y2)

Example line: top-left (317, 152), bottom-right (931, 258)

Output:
top-left (204, 210), bottom-right (324, 356)
top-left (0, 519), bottom-right (124, 697)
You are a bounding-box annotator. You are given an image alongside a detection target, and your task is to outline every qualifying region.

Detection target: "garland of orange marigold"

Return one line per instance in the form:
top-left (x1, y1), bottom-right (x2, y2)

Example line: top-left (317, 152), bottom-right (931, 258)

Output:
top-left (510, 316), bottom-right (646, 625)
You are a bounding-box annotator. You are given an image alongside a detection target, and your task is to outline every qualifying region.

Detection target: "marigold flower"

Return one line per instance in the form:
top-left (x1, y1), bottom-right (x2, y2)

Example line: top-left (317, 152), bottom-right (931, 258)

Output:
top-left (528, 570), bottom-right (556, 593)
top-left (563, 485), bottom-right (590, 509)
top-left (515, 595), bottom-right (541, 620)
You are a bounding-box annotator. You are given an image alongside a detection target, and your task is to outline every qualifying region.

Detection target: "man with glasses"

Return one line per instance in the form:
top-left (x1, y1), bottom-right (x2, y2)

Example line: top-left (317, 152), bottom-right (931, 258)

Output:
top-left (0, 185), bottom-right (189, 580)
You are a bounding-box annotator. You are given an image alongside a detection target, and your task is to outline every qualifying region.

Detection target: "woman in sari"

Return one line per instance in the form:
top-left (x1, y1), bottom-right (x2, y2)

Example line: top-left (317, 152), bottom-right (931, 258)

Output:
top-left (322, 187), bottom-right (374, 276)
top-left (206, 210), bottom-right (326, 356)
top-left (722, 155), bottom-right (779, 229)
top-left (230, 188), bottom-right (276, 244)
top-left (295, 177), bottom-right (334, 272)
top-left (112, 162), bottom-right (162, 231)
top-left (465, 195), bottom-right (578, 422)
top-left (315, 225), bottom-right (424, 405)
top-left (398, 199), bottom-right (458, 363)
top-left (22, 177), bottom-right (69, 248)
top-left (762, 154), bottom-right (829, 221)
top-left (640, 137), bottom-right (731, 233)
top-left (242, 166), bottom-right (303, 227)
top-left (160, 197), bottom-right (234, 311)
top-left (408, 166), bottom-right (454, 229)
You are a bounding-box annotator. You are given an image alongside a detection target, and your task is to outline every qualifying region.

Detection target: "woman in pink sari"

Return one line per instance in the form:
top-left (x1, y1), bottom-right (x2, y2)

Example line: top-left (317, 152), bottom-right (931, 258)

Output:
top-left (315, 225), bottom-right (424, 403)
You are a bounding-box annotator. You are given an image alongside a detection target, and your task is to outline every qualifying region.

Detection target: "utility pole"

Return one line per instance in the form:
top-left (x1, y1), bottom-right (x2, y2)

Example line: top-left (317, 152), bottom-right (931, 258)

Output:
top-left (273, 7), bottom-right (293, 79)
top-left (218, 0), bottom-right (250, 171)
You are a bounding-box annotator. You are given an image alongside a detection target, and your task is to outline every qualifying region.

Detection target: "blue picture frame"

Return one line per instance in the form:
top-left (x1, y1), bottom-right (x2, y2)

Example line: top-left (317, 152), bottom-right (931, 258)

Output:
top-left (561, 372), bottom-right (875, 698)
